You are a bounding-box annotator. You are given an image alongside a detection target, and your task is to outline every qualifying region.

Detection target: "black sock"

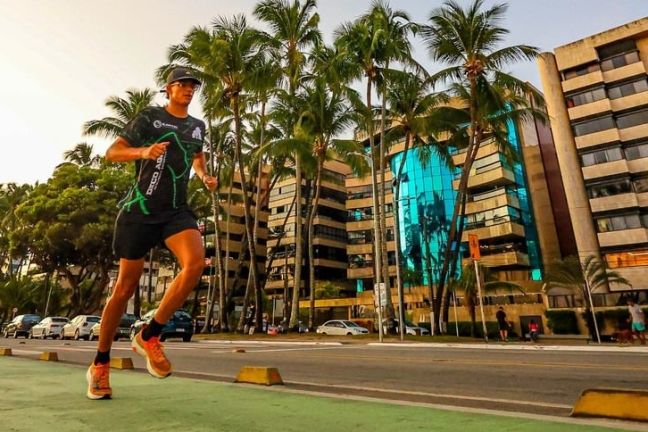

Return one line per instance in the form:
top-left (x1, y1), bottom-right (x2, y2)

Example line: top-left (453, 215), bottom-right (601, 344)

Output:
top-left (142, 318), bottom-right (165, 341)
top-left (94, 350), bottom-right (110, 365)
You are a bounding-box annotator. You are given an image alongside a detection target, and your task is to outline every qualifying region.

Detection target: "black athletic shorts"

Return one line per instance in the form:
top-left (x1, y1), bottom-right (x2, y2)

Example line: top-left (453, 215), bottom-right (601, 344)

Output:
top-left (112, 210), bottom-right (199, 260)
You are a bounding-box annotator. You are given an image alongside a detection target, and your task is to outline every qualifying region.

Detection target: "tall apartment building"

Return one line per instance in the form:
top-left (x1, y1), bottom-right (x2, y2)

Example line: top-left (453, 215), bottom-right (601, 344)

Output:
top-left (538, 17), bottom-right (648, 292)
top-left (198, 172), bottom-right (269, 312)
top-left (266, 160), bottom-right (352, 300)
top-left (346, 110), bottom-right (562, 291)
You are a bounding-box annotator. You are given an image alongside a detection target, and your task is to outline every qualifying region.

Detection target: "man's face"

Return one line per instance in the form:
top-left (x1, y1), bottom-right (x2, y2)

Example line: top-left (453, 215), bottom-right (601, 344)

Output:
top-left (166, 79), bottom-right (199, 106)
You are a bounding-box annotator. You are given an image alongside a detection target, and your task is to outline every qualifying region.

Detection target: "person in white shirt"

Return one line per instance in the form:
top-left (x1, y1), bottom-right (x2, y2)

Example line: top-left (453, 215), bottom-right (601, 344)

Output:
top-left (627, 298), bottom-right (646, 345)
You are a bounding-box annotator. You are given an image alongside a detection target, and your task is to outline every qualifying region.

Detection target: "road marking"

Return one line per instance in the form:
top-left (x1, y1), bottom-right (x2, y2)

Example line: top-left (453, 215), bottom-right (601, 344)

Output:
top-left (296, 352), bottom-right (648, 371)
top-left (370, 342), bottom-right (648, 354)
top-left (210, 346), bottom-right (346, 354)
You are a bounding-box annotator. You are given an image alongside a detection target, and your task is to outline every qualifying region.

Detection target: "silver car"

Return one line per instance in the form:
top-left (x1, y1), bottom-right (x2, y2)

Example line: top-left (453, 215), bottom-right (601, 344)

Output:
top-left (61, 315), bottom-right (100, 340)
top-left (316, 320), bottom-right (369, 336)
top-left (30, 317), bottom-right (69, 339)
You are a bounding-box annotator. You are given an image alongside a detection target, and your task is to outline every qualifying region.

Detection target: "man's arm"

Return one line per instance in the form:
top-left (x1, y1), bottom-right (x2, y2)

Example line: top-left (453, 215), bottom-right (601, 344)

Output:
top-left (105, 137), bottom-right (169, 162)
top-left (192, 151), bottom-right (218, 191)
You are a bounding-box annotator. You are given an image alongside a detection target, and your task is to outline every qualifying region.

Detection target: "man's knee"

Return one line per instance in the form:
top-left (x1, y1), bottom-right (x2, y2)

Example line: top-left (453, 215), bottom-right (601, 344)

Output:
top-left (109, 282), bottom-right (137, 304)
top-left (182, 257), bottom-right (205, 281)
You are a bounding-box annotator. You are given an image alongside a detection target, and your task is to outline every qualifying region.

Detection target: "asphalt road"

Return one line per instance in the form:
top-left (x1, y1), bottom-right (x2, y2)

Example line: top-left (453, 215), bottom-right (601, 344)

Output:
top-left (2, 337), bottom-right (647, 417)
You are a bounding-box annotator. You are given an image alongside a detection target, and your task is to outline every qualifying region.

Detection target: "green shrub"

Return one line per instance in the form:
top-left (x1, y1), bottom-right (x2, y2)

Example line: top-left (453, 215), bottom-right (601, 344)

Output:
top-left (545, 310), bottom-right (579, 334)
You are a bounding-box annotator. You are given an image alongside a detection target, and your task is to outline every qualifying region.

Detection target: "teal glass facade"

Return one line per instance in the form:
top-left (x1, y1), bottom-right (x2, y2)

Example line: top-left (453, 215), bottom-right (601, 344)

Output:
top-left (390, 148), bottom-right (457, 286)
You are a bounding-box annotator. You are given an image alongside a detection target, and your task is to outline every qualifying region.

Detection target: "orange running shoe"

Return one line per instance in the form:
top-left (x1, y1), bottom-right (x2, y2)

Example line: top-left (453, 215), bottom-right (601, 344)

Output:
top-left (86, 362), bottom-right (112, 400)
top-left (131, 327), bottom-right (172, 378)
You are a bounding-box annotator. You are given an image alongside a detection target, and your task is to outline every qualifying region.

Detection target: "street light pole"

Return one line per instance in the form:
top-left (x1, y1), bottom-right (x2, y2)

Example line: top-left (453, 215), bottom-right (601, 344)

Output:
top-left (366, 152), bottom-right (384, 343)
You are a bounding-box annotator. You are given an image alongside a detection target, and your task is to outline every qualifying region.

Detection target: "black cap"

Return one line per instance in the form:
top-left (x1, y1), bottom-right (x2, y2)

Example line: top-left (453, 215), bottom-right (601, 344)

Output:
top-left (165, 67), bottom-right (201, 86)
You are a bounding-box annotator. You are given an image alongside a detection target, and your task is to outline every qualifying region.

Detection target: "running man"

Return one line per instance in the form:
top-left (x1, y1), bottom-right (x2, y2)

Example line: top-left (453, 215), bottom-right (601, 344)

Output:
top-left (87, 67), bottom-right (217, 399)
top-left (628, 298), bottom-right (646, 345)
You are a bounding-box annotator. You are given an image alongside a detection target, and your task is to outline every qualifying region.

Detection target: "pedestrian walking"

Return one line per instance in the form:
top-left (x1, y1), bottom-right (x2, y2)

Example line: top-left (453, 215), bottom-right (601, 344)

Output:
top-left (528, 319), bottom-right (539, 342)
top-left (86, 67), bottom-right (217, 400)
top-left (495, 306), bottom-right (509, 341)
top-left (628, 298), bottom-right (646, 345)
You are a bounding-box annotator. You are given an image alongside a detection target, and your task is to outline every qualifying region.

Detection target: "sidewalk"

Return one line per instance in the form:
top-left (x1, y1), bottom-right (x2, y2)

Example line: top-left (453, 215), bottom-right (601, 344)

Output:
top-left (0, 357), bottom-right (639, 432)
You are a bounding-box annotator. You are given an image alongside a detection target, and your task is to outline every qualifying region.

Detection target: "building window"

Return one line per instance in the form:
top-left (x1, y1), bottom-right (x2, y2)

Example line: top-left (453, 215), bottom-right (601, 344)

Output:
top-left (580, 147), bottom-right (623, 167)
top-left (605, 249), bottom-right (648, 268)
top-left (566, 87), bottom-right (606, 108)
top-left (598, 39), bottom-right (639, 71)
top-left (595, 214), bottom-right (641, 233)
top-left (634, 177), bottom-right (648, 193)
top-left (572, 115), bottom-right (615, 136)
top-left (625, 141), bottom-right (648, 160)
top-left (465, 205), bottom-right (521, 229)
top-left (608, 78), bottom-right (648, 100)
top-left (601, 51), bottom-right (640, 72)
top-left (616, 109), bottom-right (648, 130)
top-left (586, 178), bottom-right (632, 198)
top-left (563, 63), bottom-right (600, 80)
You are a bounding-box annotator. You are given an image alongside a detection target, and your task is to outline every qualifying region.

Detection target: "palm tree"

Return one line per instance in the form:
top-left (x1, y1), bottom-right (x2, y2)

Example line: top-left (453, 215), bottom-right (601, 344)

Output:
top-left (456, 262), bottom-right (523, 338)
top-left (290, 75), bottom-right (366, 328)
top-left (63, 143), bottom-right (102, 167)
top-left (254, 0), bottom-right (322, 330)
top-left (384, 69), bottom-right (459, 334)
top-left (83, 89), bottom-right (157, 138)
top-left (0, 183), bottom-right (33, 278)
top-left (545, 255), bottom-right (630, 342)
top-left (422, 0), bottom-right (545, 331)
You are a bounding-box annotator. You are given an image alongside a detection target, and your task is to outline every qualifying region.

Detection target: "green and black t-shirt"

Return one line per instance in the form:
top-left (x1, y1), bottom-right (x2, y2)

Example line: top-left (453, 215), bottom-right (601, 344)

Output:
top-left (117, 106), bottom-right (206, 222)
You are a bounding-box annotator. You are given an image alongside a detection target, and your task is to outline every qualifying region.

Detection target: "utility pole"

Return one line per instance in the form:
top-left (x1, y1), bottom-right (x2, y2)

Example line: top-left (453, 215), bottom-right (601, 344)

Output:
top-left (469, 234), bottom-right (488, 342)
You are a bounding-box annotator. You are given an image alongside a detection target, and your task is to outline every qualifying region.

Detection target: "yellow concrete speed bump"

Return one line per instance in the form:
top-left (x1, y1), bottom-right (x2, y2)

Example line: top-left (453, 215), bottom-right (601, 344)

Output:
top-left (110, 357), bottom-right (134, 370)
top-left (39, 352), bottom-right (58, 362)
top-left (235, 366), bottom-right (283, 386)
top-left (0, 348), bottom-right (12, 356)
top-left (572, 388), bottom-right (648, 422)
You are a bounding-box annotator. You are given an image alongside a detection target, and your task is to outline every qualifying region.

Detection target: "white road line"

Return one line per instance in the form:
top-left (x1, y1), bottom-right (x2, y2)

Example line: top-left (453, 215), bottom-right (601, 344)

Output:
top-left (369, 342), bottom-right (648, 353)
top-left (199, 340), bottom-right (343, 346)
top-left (210, 346), bottom-right (346, 354)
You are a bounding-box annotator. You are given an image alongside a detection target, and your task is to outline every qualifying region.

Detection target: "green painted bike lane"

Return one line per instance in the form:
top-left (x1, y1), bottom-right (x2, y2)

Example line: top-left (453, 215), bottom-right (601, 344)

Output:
top-left (0, 357), bottom-right (629, 432)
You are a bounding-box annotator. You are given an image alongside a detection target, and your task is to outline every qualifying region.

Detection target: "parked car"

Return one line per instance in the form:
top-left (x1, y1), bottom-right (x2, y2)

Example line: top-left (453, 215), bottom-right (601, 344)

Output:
top-left (130, 309), bottom-right (193, 342)
top-left (61, 315), bottom-right (101, 340)
top-left (316, 320), bottom-right (369, 336)
top-left (88, 314), bottom-right (137, 341)
top-left (383, 319), bottom-right (430, 336)
top-left (30, 317), bottom-right (69, 339)
top-left (3, 314), bottom-right (41, 338)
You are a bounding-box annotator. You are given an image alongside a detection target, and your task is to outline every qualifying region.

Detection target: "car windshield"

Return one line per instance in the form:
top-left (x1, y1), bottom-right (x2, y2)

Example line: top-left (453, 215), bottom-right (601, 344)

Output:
top-left (342, 321), bottom-right (360, 327)
top-left (52, 318), bottom-right (68, 323)
top-left (87, 316), bottom-right (100, 323)
top-left (174, 310), bottom-right (192, 320)
top-left (24, 315), bottom-right (41, 321)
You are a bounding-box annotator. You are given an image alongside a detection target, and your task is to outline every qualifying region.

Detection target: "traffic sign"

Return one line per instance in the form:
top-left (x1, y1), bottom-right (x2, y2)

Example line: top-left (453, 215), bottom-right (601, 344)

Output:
top-left (468, 234), bottom-right (480, 260)
top-left (373, 283), bottom-right (387, 307)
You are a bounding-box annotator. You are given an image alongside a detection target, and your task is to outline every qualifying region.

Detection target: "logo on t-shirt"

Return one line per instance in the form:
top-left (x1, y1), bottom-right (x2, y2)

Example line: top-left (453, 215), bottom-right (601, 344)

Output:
top-left (153, 120), bottom-right (178, 130)
top-left (192, 127), bottom-right (202, 140)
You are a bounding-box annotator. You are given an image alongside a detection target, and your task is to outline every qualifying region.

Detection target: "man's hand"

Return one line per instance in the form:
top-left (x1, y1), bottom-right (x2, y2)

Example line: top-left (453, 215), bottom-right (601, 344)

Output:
top-left (141, 142), bottom-right (170, 160)
top-left (202, 175), bottom-right (218, 192)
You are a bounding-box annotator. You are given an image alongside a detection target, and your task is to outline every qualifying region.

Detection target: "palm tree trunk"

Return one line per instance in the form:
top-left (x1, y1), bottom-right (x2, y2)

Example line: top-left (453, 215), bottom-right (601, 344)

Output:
top-left (232, 94), bottom-right (261, 331)
top-left (221, 179), bottom-right (234, 332)
top-left (378, 77), bottom-right (393, 320)
top-left (289, 155), bottom-right (304, 329)
top-left (308, 158), bottom-right (324, 329)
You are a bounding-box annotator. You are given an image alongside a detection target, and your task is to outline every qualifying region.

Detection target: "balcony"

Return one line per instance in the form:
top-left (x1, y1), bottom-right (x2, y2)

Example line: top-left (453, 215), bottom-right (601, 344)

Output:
top-left (602, 59), bottom-right (646, 84)
top-left (610, 91), bottom-right (648, 113)
top-left (462, 251), bottom-right (529, 268)
top-left (628, 157), bottom-right (648, 175)
top-left (465, 191), bottom-right (520, 215)
top-left (561, 70), bottom-right (604, 93)
top-left (462, 220), bottom-right (526, 242)
top-left (347, 243), bottom-right (373, 255)
top-left (452, 142), bottom-right (498, 166)
top-left (598, 228), bottom-right (648, 248)
top-left (619, 123), bottom-right (648, 143)
top-left (574, 128), bottom-right (620, 150)
top-left (568, 99), bottom-right (612, 121)
top-left (453, 165), bottom-right (515, 190)
top-left (348, 266), bottom-right (375, 279)
top-left (581, 159), bottom-right (629, 181)
top-left (637, 192), bottom-right (648, 207)
top-left (589, 193), bottom-right (639, 213)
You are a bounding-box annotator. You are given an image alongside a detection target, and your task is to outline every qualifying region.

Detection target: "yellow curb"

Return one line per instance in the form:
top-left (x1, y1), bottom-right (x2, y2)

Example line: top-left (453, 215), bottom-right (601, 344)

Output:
top-left (110, 357), bottom-right (134, 370)
top-left (571, 388), bottom-right (648, 422)
top-left (235, 366), bottom-right (283, 386)
top-left (0, 348), bottom-right (12, 356)
top-left (39, 352), bottom-right (58, 362)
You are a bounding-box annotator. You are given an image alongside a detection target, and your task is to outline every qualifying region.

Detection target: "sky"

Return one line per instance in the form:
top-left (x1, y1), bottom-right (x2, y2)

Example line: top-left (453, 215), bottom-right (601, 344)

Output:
top-left (1, 0), bottom-right (647, 185)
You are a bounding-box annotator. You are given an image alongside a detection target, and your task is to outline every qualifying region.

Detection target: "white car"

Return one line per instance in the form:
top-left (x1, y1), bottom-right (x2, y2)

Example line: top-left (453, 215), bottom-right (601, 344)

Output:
top-left (316, 320), bottom-right (369, 336)
top-left (384, 319), bottom-right (430, 336)
top-left (30, 317), bottom-right (69, 339)
top-left (61, 315), bottom-right (100, 340)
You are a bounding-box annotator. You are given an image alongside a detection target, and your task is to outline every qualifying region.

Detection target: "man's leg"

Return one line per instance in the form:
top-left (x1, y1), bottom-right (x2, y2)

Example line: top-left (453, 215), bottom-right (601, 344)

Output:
top-left (154, 229), bottom-right (204, 323)
top-left (97, 258), bottom-right (145, 354)
top-left (131, 229), bottom-right (203, 378)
